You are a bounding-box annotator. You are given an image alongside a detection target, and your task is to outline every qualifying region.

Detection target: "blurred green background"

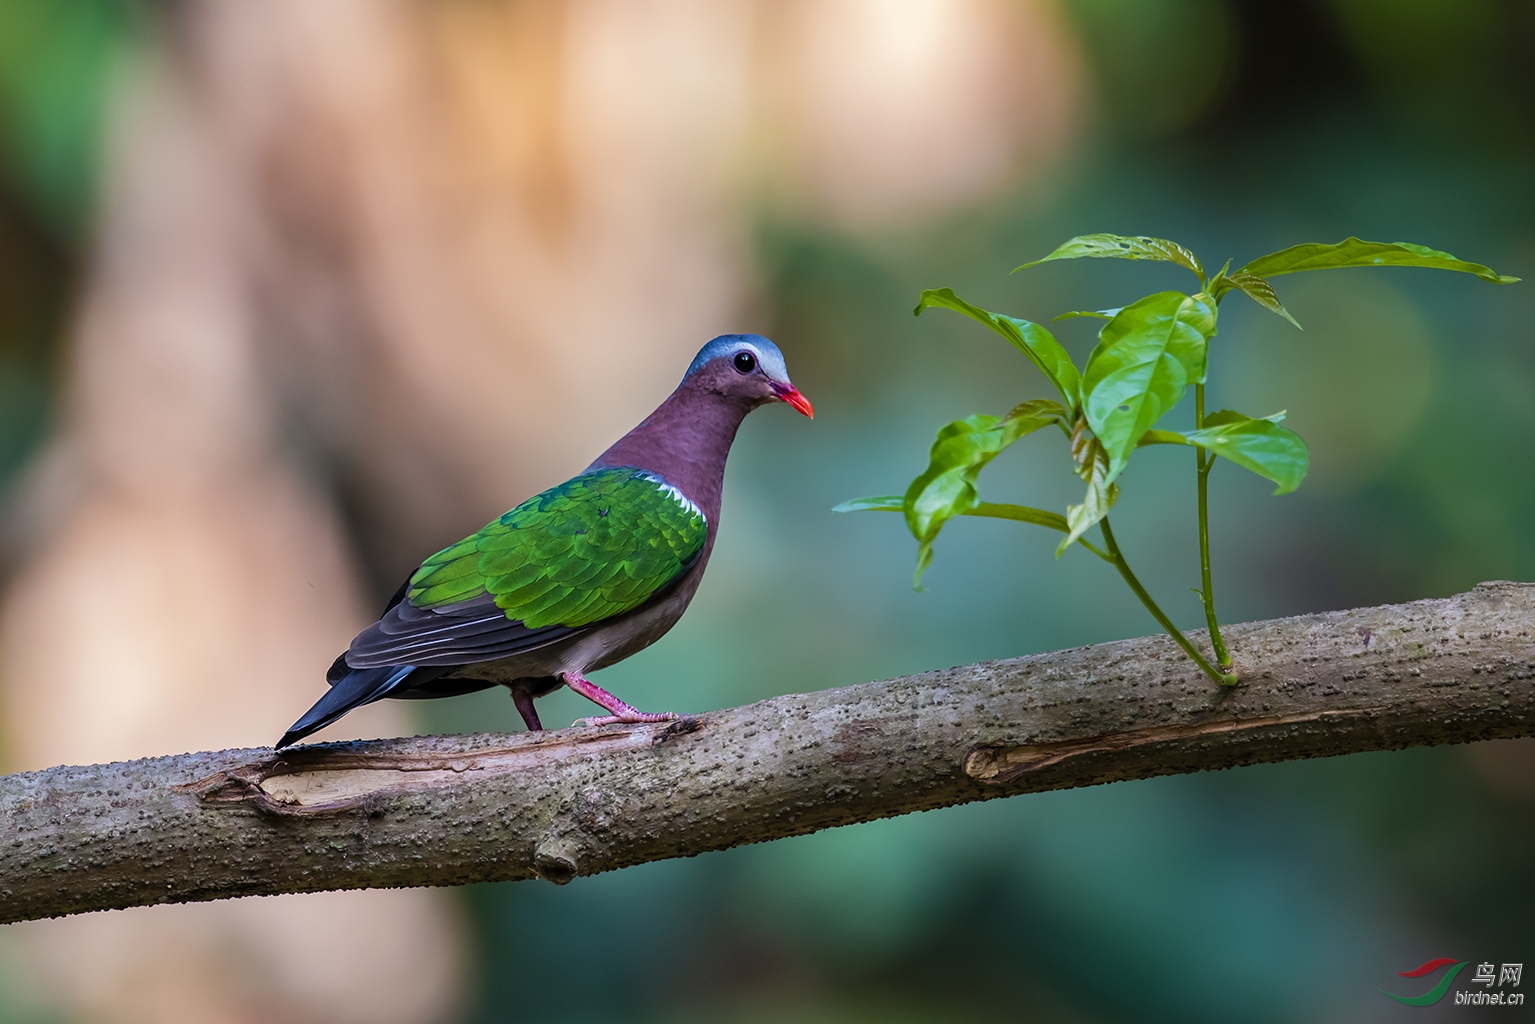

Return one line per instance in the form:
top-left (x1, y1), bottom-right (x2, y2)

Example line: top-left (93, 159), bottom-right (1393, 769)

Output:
top-left (0, 1), bottom-right (1532, 1021)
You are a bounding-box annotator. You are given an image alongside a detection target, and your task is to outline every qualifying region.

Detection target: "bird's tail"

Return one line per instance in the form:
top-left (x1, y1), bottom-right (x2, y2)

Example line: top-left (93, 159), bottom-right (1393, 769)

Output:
top-left (276, 664), bottom-right (418, 749)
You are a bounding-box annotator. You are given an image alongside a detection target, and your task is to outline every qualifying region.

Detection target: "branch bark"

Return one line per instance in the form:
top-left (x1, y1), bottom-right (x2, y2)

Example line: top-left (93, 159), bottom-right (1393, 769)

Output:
top-left (5, 581), bottom-right (1534, 924)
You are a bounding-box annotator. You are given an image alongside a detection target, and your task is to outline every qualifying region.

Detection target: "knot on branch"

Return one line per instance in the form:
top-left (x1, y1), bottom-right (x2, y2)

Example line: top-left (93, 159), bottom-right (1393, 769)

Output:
top-left (533, 836), bottom-right (582, 884)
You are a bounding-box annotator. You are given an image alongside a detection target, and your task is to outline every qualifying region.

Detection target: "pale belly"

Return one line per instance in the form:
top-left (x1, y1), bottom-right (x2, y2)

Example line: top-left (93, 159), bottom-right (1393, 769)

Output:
top-left (439, 579), bottom-right (696, 684)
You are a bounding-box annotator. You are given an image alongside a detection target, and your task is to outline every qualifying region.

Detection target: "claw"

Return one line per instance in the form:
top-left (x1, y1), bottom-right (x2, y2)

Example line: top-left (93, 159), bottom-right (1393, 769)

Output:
top-left (573, 711), bottom-right (679, 727)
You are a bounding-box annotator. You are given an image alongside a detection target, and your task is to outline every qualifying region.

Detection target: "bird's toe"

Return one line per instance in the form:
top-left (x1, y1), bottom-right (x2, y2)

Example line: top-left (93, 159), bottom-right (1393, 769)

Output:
top-left (574, 711), bottom-right (679, 727)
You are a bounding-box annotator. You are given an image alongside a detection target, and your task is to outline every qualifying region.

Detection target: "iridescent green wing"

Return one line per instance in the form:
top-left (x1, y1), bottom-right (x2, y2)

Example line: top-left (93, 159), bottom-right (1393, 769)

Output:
top-left (407, 467), bottom-right (708, 629)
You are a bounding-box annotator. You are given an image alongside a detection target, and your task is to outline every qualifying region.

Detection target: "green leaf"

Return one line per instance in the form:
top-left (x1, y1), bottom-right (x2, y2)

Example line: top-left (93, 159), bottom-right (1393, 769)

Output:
top-left (915, 289), bottom-right (1081, 407)
top-left (832, 495), bottom-right (903, 513)
top-left (1080, 291), bottom-right (1215, 481)
top-left (1016, 234), bottom-right (1204, 280)
top-left (1058, 437), bottom-right (1118, 556)
top-left (1053, 307), bottom-right (1123, 322)
top-left (1183, 411), bottom-right (1309, 494)
top-left (1136, 429), bottom-right (1189, 446)
top-left (834, 495), bottom-right (1070, 534)
top-left (1240, 238), bottom-right (1519, 284)
top-left (903, 402), bottom-right (1066, 586)
top-left (1131, 409), bottom-right (1308, 493)
top-left (969, 502), bottom-right (1070, 532)
top-left (1211, 270), bottom-right (1301, 328)
top-left (1202, 408), bottom-right (1270, 427)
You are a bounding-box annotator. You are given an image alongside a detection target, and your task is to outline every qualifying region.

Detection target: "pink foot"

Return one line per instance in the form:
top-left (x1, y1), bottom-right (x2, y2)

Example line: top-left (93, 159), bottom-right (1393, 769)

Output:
top-left (574, 712), bottom-right (679, 727)
top-left (561, 671), bottom-right (679, 726)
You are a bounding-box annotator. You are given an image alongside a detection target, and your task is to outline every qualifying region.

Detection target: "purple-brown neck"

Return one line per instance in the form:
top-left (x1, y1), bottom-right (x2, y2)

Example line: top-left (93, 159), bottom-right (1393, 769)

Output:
top-left (586, 367), bottom-right (768, 527)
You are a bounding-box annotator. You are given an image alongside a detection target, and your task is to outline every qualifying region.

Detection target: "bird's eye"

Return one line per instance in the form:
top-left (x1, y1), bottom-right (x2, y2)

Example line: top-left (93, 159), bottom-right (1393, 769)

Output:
top-left (733, 351), bottom-right (757, 374)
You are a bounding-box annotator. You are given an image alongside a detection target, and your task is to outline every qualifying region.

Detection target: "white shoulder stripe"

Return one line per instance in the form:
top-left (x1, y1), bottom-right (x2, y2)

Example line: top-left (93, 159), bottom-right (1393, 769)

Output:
top-left (639, 472), bottom-right (705, 521)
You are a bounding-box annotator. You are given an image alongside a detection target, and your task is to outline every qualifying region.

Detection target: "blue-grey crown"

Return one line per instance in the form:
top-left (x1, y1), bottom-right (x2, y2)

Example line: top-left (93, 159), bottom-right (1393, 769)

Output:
top-left (684, 334), bottom-right (791, 385)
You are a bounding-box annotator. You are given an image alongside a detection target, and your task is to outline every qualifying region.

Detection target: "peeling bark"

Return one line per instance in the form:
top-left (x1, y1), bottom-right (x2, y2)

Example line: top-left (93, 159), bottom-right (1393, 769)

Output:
top-left (4, 581), bottom-right (1534, 924)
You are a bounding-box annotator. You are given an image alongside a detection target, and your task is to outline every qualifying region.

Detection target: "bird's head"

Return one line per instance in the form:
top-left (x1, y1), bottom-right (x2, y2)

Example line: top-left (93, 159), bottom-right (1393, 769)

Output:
top-left (682, 334), bottom-right (813, 418)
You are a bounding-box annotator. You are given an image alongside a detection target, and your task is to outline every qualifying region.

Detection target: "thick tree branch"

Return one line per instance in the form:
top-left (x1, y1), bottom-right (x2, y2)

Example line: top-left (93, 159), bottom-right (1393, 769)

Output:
top-left (4, 581), bottom-right (1534, 924)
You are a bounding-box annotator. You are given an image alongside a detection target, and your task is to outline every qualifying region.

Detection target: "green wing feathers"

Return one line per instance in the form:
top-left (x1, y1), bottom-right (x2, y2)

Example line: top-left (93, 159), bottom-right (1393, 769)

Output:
top-left (407, 468), bottom-right (707, 629)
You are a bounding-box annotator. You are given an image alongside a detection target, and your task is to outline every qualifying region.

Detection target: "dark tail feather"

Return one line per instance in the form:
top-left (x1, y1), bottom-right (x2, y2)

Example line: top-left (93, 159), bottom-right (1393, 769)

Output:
top-left (277, 664), bottom-right (418, 749)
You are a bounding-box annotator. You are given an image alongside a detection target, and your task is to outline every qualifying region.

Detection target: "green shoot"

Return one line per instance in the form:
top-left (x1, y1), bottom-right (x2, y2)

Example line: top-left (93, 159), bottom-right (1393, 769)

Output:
top-left (836, 235), bottom-right (1517, 686)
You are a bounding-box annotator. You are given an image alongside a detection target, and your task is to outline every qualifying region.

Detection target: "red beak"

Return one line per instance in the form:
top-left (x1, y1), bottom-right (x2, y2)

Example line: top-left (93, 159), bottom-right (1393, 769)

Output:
top-left (775, 383), bottom-right (814, 418)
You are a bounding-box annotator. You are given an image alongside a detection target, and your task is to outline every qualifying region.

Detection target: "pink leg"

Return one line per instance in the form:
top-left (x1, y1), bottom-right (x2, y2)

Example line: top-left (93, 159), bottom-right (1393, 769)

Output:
top-left (511, 685), bottom-right (543, 731)
top-left (561, 671), bottom-right (678, 726)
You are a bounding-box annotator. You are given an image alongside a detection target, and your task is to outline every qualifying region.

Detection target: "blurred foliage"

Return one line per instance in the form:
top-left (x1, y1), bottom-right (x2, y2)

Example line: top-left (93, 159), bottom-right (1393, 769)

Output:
top-left (0, 0), bottom-right (131, 240)
top-left (0, 187), bottom-right (63, 483)
top-left (0, 0), bottom-right (132, 490)
top-left (1059, 0), bottom-right (1233, 136)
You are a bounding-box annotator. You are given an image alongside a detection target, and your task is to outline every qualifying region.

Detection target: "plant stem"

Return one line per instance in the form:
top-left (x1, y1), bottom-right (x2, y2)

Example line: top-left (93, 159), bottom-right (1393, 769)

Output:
top-left (1076, 537), bottom-right (1113, 562)
top-left (1194, 384), bottom-right (1233, 670)
top-left (1099, 517), bottom-right (1237, 686)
